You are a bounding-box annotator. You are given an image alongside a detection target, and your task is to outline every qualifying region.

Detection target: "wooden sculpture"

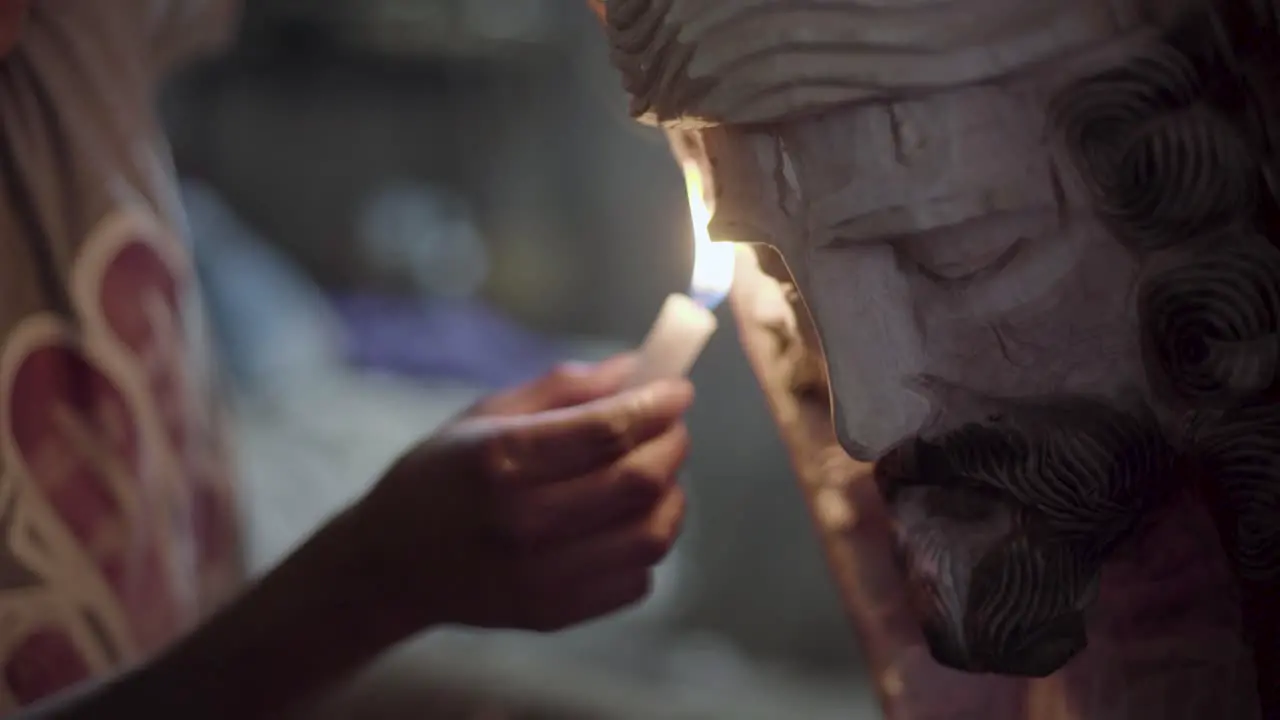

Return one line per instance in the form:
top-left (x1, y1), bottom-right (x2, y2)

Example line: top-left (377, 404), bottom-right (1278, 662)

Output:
top-left (599, 1), bottom-right (1280, 718)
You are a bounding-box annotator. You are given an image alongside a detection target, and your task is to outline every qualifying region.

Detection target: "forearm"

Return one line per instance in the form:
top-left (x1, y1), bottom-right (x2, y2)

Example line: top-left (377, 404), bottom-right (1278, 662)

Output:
top-left (17, 505), bottom-right (414, 720)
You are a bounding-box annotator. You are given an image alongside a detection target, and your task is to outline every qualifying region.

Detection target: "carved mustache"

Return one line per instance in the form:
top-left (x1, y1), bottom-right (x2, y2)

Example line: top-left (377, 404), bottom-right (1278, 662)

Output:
top-left (881, 397), bottom-right (1171, 547)
top-left (876, 398), bottom-right (1171, 676)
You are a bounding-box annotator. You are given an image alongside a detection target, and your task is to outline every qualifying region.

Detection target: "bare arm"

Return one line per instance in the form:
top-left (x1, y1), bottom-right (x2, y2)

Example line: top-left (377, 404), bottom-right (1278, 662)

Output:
top-left (18, 506), bottom-right (410, 720)
top-left (5, 361), bottom-right (693, 720)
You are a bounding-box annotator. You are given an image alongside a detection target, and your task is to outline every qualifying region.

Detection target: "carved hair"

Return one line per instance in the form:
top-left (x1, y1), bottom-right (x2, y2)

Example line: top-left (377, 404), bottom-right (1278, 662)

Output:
top-left (1053, 4), bottom-right (1280, 583)
top-left (1051, 45), bottom-right (1259, 253)
top-left (1138, 238), bottom-right (1280, 408)
top-left (602, 0), bottom-right (1146, 126)
top-left (1191, 403), bottom-right (1280, 581)
top-left (600, 0), bottom-right (1280, 685)
top-left (897, 5), bottom-right (1280, 680)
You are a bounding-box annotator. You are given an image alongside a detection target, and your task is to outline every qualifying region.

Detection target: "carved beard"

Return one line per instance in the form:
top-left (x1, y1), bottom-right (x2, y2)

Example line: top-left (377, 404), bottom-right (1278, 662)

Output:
top-left (875, 398), bottom-right (1173, 676)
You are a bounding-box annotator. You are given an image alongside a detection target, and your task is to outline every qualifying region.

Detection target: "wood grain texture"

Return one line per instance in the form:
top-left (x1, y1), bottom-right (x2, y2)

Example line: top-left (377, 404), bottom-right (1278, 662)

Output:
top-left (611, 2), bottom-right (1280, 716)
top-left (602, 0), bottom-right (1147, 126)
top-left (729, 245), bottom-right (1029, 719)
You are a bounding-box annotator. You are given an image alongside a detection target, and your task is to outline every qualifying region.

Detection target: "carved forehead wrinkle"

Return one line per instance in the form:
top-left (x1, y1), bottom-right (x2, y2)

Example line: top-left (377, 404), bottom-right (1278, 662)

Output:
top-left (778, 86), bottom-right (1069, 245)
top-left (668, 124), bottom-right (802, 248)
top-left (610, 0), bottom-right (1151, 125)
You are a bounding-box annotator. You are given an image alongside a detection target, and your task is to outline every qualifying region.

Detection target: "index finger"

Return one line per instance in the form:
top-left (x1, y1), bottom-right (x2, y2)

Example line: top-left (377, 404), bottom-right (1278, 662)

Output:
top-left (489, 378), bottom-right (694, 484)
top-left (471, 353), bottom-right (639, 418)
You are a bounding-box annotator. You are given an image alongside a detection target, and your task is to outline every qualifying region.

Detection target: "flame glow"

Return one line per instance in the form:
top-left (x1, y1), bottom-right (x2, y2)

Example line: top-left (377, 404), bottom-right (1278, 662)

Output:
top-left (684, 161), bottom-right (736, 309)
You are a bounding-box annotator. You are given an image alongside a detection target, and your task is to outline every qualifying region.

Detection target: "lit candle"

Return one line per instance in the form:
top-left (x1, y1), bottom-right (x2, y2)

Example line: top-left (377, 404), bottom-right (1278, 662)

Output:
top-left (628, 161), bottom-right (736, 387)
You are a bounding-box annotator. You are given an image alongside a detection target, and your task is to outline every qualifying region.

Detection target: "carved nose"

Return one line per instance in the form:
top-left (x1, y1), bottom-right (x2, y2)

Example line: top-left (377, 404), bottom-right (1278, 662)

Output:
top-left (834, 397), bottom-right (932, 462)
top-left (835, 419), bottom-right (877, 462)
top-left (811, 244), bottom-right (931, 459)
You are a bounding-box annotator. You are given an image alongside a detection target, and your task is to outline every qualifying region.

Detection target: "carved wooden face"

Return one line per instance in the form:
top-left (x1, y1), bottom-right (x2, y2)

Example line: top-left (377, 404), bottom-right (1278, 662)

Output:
top-left (604, 0), bottom-right (1279, 682)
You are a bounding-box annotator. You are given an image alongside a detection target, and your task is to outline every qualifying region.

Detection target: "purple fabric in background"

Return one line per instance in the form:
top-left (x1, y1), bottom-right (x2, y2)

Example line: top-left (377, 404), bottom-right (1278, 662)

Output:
top-left (332, 294), bottom-right (566, 389)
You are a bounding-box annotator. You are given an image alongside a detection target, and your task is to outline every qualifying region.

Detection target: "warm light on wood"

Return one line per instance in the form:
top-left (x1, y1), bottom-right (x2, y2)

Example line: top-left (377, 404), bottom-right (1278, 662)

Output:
top-left (627, 161), bottom-right (735, 387)
top-left (683, 160), bottom-right (735, 308)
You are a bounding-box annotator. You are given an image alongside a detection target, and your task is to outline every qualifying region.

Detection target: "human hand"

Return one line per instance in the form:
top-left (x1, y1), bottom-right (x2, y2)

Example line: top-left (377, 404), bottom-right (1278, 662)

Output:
top-left (354, 354), bottom-right (693, 634)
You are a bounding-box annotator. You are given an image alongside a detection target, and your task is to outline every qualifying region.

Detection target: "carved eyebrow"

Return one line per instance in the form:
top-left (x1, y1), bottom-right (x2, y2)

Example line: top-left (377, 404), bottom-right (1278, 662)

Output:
top-left (811, 192), bottom-right (1055, 249)
top-left (818, 208), bottom-right (1055, 250)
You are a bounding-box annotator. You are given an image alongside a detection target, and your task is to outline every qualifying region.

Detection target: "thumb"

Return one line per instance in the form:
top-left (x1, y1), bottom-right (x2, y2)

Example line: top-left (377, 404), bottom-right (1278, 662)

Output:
top-left (480, 377), bottom-right (694, 483)
top-left (472, 353), bottom-right (640, 417)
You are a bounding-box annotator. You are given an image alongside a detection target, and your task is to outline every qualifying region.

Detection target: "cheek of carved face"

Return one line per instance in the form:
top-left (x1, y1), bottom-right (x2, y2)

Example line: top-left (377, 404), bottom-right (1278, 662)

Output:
top-left (696, 88), bottom-right (1151, 461)
top-left (809, 213), bottom-right (1147, 461)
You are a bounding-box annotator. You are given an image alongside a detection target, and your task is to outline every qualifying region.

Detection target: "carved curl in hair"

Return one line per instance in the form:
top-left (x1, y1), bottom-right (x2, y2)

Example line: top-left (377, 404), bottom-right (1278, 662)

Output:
top-left (1138, 236), bottom-right (1280, 408)
top-left (1188, 404), bottom-right (1280, 582)
top-left (1051, 47), bottom-right (1258, 253)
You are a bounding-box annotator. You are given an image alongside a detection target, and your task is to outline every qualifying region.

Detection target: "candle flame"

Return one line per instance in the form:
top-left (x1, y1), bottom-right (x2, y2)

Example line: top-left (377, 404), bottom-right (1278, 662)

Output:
top-left (684, 161), bottom-right (735, 309)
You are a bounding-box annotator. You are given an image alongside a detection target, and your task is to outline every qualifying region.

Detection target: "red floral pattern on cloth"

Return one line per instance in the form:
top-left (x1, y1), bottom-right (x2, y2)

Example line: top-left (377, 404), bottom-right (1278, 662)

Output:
top-left (0, 211), bottom-right (243, 708)
top-left (4, 628), bottom-right (92, 708)
top-left (93, 234), bottom-right (240, 583)
top-left (8, 344), bottom-right (179, 653)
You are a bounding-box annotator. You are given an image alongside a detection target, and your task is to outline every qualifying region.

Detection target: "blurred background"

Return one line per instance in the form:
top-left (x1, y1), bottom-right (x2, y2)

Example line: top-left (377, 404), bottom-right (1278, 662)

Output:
top-left (161, 2), bottom-right (879, 717)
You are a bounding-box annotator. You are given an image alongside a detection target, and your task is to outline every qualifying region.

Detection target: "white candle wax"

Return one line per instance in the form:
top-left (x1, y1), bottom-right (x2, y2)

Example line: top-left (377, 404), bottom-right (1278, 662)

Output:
top-left (628, 293), bottom-right (718, 387)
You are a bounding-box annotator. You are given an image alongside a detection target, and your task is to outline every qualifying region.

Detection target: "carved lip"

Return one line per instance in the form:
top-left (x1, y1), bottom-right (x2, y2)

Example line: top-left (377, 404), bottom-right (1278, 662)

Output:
top-left (873, 437), bottom-right (953, 502)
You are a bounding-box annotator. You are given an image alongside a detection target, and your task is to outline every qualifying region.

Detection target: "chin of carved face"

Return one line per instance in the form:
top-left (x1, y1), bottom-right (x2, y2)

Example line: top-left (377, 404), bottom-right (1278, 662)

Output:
top-left (874, 397), bottom-right (1171, 675)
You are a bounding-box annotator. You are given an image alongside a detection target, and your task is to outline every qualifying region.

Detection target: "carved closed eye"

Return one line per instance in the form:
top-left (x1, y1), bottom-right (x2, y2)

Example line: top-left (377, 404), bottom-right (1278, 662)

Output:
top-left (899, 235), bottom-right (1028, 286)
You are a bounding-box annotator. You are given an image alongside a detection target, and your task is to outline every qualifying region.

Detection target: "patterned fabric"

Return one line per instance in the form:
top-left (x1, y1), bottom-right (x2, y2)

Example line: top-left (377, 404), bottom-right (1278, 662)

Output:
top-left (0, 0), bottom-right (242, 710)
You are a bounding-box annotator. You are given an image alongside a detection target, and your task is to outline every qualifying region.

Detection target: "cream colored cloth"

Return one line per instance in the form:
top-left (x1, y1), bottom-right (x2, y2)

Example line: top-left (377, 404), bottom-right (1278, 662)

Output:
top-left (0, 0), bottom-right (238, 710)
